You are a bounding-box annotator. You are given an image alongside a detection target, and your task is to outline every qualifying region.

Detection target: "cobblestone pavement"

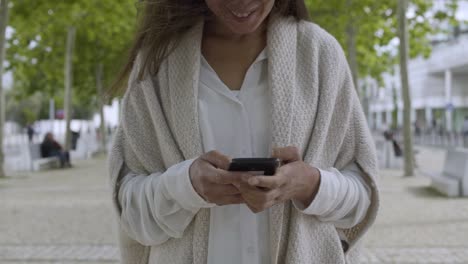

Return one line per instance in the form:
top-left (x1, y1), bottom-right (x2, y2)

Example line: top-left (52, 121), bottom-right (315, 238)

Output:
top-left (0, 155), bottom-right (117, 264)
top-left (1, 147), bottom-right (467, 264)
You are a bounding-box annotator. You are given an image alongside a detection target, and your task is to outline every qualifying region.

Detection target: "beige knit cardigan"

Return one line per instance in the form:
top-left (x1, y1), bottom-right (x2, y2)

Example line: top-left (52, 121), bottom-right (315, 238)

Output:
top-left (108, 15), bottom-right (379, 264)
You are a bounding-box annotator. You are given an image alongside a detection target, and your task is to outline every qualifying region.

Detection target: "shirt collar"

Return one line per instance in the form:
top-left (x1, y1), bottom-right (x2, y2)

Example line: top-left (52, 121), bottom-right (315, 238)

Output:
top-left (254, 48), bottom-right (268, 63)
top-left (201, 48), bottom-right (268, 73)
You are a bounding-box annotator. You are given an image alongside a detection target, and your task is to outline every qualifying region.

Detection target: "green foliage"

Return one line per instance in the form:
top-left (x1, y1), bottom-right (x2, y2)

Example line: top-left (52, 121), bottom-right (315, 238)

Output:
top-left (306, 0), bottom-right (459, 82)
top-left (7, 0), bottom-right (460, 104)
top-left (7, 0), bottom-right (137, 115)
top-left (6, 84), bottom-right (97, 127)
top-left (5, 89), bottom-right (44, 126)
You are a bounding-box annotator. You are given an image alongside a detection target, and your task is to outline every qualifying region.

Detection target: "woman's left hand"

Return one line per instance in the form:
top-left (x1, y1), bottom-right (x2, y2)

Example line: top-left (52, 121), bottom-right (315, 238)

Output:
top-left (238, 146), bottom-right (321, 213)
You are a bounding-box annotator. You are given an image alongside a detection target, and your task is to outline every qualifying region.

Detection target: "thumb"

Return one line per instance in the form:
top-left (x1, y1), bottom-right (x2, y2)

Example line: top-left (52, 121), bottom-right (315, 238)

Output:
top-left (203, 150), bottom-right (232, 170)
top-left (272, 146), bottom-right (301, 163)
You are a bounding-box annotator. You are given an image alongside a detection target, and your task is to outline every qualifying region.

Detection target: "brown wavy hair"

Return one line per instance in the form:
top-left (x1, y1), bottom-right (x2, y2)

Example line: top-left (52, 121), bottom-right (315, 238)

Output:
top-left (108, 0), bottom-right (310, 97)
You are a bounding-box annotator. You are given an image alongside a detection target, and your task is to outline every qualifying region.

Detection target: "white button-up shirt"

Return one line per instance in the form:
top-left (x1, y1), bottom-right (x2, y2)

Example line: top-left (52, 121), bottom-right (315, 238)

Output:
top-left (118, 49), bottom-right (371, 264)
top-left (199, 51), bottom-right (272, 264)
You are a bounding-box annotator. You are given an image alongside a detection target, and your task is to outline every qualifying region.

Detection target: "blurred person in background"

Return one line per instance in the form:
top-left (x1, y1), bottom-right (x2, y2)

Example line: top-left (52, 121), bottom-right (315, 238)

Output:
top-left (40, 132), bottom-right (72, 168)
top-left (108, 0), bottom-right (379, 263)
top-left (463, 116), bottom-right (468, 147)
top-left (26, 123), bottom-right (35, 143)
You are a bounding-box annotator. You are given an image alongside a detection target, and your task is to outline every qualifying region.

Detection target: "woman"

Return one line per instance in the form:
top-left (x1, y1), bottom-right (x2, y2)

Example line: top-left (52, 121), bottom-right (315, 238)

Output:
top-left (108, 0), bottom-right (379, 263)
top-left (41, 132), bottom-right (72, 168)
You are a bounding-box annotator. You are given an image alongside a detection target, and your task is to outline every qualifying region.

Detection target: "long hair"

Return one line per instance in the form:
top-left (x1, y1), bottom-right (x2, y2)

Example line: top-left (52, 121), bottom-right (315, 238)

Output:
top-left (108, 0), bottom-right (310, 97)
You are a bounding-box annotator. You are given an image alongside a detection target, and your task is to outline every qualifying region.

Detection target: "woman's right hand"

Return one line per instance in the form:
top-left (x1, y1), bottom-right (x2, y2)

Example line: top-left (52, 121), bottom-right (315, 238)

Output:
top-left (189, 150), bottom-right (245, 206)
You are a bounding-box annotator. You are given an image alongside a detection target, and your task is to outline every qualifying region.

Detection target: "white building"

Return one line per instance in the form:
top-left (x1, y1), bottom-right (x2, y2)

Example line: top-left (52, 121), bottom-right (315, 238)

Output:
top-left (367, 28), bottom-right (468, 133)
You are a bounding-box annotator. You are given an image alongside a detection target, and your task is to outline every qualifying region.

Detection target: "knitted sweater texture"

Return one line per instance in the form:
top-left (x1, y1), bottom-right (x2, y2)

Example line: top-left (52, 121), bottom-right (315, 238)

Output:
top-left (108, 15), bottom-right (379, 264)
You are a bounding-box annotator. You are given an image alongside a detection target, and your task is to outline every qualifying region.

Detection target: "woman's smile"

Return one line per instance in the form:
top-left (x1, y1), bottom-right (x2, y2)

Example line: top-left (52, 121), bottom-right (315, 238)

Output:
top-left (206, 0), bottom-right (274, 35)
top-left (227, 1), bottom-right (260, 18)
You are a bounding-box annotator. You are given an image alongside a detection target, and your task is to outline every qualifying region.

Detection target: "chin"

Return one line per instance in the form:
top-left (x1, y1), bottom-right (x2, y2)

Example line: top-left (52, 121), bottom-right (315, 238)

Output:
top-left (223, 7), bottom-right (267, 36)
top-left (228, 24), bottom-right (262, 35)
top-left (223, 16), bottom-right (265, 35)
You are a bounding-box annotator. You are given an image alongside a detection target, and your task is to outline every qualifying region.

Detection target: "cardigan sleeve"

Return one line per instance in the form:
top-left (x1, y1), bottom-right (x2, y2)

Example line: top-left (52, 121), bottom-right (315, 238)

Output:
top-left (293, 162), bottom-right (371, 229)
top-left (117, 159), bottom-right (215, 246)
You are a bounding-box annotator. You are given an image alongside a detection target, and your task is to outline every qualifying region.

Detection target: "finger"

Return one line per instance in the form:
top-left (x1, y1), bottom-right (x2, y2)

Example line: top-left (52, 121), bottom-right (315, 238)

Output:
top-left (239, 188), bottom-right (261, 212)
top-left (247, 174), bottom-right (285, 189)
top-left (238, 182), bottom-right (277, 203)
top-left (239, 175), bottom-right (269, 191)
top-left (245, 202), bottom-right (260, 213)
top-left (238, 180), bottom-right (262, 193)
top-left (202, 150), bottom-right (232, 170)
top-left (243, 194), bottom-right (277, 213)
top-left (211, 169), bottom-right (246, 185)
top-left (216, 194), bottom-right (244, 205)
top-left (272, 146), bottom-right (301, 163)
top-left (212, 184), bottom-right (241, 195)
top-left (203, 183), bottom-right (241, 203)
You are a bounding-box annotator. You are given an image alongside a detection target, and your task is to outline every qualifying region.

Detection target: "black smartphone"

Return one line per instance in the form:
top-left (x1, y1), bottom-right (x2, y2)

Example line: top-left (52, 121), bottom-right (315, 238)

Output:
top-left (228, 158), bottom-right (280, 176)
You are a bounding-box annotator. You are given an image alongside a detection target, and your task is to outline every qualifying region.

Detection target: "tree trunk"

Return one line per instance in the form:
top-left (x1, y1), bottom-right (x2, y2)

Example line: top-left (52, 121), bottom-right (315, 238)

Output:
top-left (0, 0), bottom-right (10, 178)
top-left (392, 83), bottom-right (399, 130)
top-left (345, 0), bottom-right (368, 119)
top-left (346, 22), bottom-right (359, 93)
top-left (64, 26), bottom-right (76, 152)
top-left (398, 0), bottom-right (415, 176)
top-left (96, 63), bottom-right (107, 153)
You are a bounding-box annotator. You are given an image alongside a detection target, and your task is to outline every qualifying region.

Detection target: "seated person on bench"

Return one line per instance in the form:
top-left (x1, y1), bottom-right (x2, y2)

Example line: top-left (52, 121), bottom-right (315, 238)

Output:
top-left (40, 132), bottom-right (72, 168)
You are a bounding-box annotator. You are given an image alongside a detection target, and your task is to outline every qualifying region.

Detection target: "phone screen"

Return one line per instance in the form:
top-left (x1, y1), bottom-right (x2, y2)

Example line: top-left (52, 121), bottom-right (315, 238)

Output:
top-left (228, 158), bottom-right (280, 176)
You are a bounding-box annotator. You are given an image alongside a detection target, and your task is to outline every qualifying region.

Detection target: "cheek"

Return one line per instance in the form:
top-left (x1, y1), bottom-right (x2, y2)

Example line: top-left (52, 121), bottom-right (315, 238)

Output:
top-left (264, 0), bottom-right (275, 13)
top-left (255, 0), bottom-right (275, 23)
top-left (205, 0), bottom-right (225, 17)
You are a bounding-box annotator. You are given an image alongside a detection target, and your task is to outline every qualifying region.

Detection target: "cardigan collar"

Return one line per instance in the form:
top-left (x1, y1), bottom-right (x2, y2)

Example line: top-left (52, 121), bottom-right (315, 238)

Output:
top-left (166, 14), bottom-right (297, 160)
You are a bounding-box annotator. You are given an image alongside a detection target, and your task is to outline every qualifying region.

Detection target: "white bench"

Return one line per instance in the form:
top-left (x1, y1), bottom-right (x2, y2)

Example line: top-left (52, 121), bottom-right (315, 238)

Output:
top-left (28, 144), bottom-right (60, 171)
top-left (430, 148), bottom-right (468, 197)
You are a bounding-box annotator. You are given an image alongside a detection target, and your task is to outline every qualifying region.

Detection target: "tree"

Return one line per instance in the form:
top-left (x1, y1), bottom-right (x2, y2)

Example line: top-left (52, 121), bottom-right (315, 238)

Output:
top-left (63, 26), bottom-right (75, 152)
top-left (398, 0), bottom-right (414, 176)
top-left (306, 0), bottom-right (458, 90)
top-left (96, 63), bottom-right (106, 152)
top-left (7, 0), bottom-right (136, 148)
top-left (0, 0), bottom-right (9, 178)
top-left (6, 90), bottom-right (45, 127)
top-left (306, 0), bottom-right (458, 176)
top-left (345, 0), bottom-right (359, 91)
top-left (5, 86), bottom-right (93, 127)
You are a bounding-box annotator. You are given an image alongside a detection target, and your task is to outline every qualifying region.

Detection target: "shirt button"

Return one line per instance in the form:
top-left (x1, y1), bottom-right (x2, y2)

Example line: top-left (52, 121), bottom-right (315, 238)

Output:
top-left (247, 246), bottom-right (255, 255)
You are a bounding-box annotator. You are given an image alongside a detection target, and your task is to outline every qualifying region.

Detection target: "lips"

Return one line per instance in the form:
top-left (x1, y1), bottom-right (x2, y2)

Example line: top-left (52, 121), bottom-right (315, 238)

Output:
top-left (230, 9), bottom-right (254, 18)
top-left (227, 1), bottom-right (260, 19)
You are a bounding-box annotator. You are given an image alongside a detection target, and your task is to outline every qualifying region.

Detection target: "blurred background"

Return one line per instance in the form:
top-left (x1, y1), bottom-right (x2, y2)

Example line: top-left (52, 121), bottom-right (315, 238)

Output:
top-left (0, 0), bottom-right (467, 263)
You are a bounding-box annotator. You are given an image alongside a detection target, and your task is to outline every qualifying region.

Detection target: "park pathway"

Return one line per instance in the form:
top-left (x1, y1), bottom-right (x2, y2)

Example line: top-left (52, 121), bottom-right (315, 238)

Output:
top-left (1, 147), bottom-right (467, 263)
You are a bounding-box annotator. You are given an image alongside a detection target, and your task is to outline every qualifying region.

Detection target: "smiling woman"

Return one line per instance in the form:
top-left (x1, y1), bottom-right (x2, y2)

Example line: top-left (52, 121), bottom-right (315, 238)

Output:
top-left (205, 0), bottom-right (275, 35)
top-left (108, 1), bottom-right (379, 264)
top-left (109, 0), bottom-right (309, 95)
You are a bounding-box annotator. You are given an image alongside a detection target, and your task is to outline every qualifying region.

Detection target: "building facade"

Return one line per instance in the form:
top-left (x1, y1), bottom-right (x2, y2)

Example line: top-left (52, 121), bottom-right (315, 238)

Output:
top-left (366, 30), bottom-right (468, 133)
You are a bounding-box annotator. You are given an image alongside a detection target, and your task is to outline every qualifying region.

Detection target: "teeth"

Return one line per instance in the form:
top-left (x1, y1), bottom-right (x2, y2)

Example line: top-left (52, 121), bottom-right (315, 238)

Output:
top-left (232, 10), bottom-right (251, 18)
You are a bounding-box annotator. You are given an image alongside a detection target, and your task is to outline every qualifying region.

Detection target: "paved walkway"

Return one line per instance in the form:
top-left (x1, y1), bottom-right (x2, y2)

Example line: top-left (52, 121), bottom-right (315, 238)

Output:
top-left (1, 147), bottom-right (467, 263)
top-left (0, 155), bottom-right (116, 264)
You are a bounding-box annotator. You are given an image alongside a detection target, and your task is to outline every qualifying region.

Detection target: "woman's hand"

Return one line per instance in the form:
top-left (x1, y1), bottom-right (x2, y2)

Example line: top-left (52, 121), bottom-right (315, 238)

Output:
top-left (190, 150), bottom-right (246, 206)
top-left (239, 146), bottom-right (321, 213)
